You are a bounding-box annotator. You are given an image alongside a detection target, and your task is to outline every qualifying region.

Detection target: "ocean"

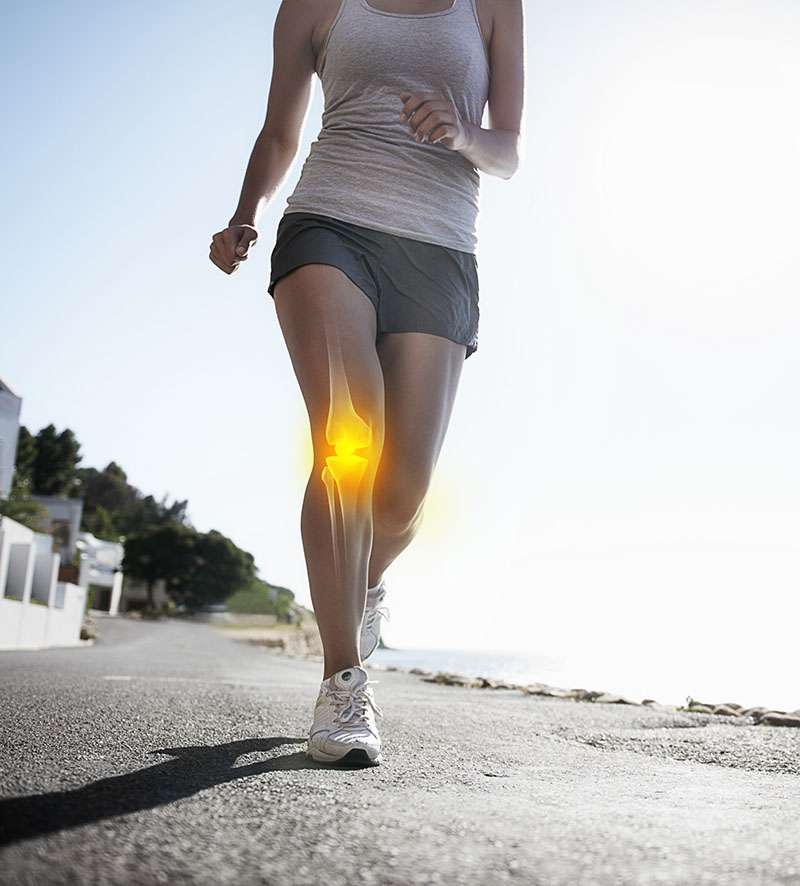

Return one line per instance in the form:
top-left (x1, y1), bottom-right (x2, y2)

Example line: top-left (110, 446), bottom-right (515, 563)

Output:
top-left (369, 645), bottom-right (800, 712)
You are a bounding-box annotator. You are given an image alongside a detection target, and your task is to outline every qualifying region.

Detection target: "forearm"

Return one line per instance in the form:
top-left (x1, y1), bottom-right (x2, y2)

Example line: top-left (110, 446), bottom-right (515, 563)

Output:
top-left (458, 122), bottom-right (520, 180)
top-left (228, 129), bottom-right (299, 227)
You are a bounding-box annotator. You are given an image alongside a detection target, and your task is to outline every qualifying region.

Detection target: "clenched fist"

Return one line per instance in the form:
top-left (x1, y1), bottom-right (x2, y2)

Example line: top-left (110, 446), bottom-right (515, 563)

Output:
top-left (398, 90), bottom-right (471, 152)
top-left (209, 224), bottom-right (259, 275)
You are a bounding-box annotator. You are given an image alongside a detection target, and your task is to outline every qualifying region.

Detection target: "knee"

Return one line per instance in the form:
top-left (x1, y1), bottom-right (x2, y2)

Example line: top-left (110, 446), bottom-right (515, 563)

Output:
top-left (311, 398), bottom-right (384, 489)
top-left (373, 476), bottom-right (427, 536)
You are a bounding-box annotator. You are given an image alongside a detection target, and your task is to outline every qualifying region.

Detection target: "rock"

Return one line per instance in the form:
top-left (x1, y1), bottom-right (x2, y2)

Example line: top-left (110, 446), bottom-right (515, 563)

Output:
top-left (422, 671), bottom-right (482, 688)
top-left (641, 699), bottom-right (659, 706)
top-left (581, 690), bottom-right (607, 702)
top-left (409, 668), bottom-right (433, 677)
top-left (712, 705), bottom-right (742, 717)
top-left (758, 712), bottom-right (800, 728)
top-left (686, 703), bottom-right (715, 714)
top-left (739, 706), bottom-right (770, 718)
top-left (520, 684), bottom-right (608, 701)
top-left (521, 683), bottom-right (573, 699)
top-left (80, 620), bottom-right (97, 641)
top-left (592, 693), bottom-right (637, 706)
top-left (476, 677), bottom-right (497, 689)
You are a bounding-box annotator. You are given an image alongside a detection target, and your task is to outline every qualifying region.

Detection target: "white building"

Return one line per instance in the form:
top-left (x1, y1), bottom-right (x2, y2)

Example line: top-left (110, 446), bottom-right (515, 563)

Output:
top-left (30, 495), bottom-right (84, 564)
top-left (76, 531), bottom-right (124, 616)
top-left (0, 515), bottom-right (88, 650)
top-left (0, 378), bottom-right (22, 499)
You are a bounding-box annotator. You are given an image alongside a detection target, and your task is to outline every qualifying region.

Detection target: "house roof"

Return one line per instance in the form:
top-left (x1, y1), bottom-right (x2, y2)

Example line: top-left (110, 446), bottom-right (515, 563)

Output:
top-left (0, 378), bottom-right (20, 397)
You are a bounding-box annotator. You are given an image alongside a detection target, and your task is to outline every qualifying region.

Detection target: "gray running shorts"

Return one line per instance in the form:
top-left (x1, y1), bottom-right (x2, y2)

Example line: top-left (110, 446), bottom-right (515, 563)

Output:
top-left (268, 211), bottom-right (480, 359)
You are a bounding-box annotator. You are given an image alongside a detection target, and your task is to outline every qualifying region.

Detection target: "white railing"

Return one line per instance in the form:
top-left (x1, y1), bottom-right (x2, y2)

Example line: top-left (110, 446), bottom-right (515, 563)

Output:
top-left (0, 516), bottom-right (88, 650)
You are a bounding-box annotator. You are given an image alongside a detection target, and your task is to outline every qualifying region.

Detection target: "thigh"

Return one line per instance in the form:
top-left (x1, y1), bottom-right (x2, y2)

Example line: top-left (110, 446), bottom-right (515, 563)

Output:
top-left (374, 331), bottom-right (466, 497)
top-left (274, 264), bottom-right (385, 459)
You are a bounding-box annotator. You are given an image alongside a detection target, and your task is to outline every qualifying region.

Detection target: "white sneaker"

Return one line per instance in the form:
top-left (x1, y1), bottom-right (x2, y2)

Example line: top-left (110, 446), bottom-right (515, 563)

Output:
top-left (360, 580), bottom-right (390, 661)
top-left (307, 665), bottom-right (383, 766)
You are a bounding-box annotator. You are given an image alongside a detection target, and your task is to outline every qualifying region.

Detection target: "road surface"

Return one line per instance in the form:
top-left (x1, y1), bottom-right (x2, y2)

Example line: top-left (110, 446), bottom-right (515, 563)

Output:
top-left (1, 617), bottom-right (798, 885)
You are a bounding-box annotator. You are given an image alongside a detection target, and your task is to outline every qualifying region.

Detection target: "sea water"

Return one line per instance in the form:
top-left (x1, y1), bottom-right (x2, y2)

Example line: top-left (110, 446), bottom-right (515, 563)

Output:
top-left (369, 645), bottom-right (799, 712)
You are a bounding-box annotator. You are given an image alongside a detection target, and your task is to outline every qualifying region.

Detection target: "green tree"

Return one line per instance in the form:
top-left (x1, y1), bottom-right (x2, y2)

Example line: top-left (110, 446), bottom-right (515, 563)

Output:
top-left (176, 529), bottom-right (256, 610)
top-left (12, 426), bottom-right (37, 494)
top-left (0, 427), bottom-right (48, 530)
top-left (226, 577), bottom-right (296, 618)
top-left (78, 461), bottom-right (189, 540)
top-left (122, 523), bottom-right (195, 609)
top-left (32, 424), bottom-right (82, 496)
top-left (0, 478), bottom-right (49, 531)
top-left (125, 493), bottom-right (189, 535)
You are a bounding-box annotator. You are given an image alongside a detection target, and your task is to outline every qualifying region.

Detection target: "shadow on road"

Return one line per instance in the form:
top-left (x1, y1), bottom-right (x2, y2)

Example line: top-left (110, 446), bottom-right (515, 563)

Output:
top-left (0, 736), bottom-right (342, 846)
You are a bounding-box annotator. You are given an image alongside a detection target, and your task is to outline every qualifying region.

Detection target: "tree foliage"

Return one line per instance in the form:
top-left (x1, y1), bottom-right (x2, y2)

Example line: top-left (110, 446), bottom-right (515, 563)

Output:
top-left (175, 529), bottom-right (256, 609)
top-left (77, 461), bottom-right (188, 539)
top-left (30, 424), bottom-right (82, 496)
top-left (122, 524), bottom-right (256, 611)
top-left (122, 523), bottom-right (196, 608)
top-left (9, 423), bottom-right (272, 610)
top-left (226, 578), bottom-right (296, 621)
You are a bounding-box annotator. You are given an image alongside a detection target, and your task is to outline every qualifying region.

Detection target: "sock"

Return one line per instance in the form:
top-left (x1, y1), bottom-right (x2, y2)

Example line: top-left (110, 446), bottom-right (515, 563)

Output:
top-left (366, 578), bottom-right (385, 600)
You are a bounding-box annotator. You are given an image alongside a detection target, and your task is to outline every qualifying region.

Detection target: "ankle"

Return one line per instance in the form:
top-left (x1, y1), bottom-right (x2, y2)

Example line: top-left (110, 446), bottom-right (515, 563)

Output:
top-left (367, 574), bottom-right (385, 593)
top-left (323, 658), bottom-right (362, 680)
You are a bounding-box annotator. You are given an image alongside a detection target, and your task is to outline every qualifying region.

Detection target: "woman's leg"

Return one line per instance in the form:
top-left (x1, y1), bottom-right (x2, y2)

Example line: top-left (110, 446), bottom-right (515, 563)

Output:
top-left (273, 264), bottom-right (386, 680)
top-left (368, 332), bottom-right (467, 587)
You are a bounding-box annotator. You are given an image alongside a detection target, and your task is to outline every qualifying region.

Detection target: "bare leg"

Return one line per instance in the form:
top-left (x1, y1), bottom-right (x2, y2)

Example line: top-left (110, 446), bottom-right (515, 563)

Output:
top-left (274, 264), bottom-right (385, 679)
top-left (367, 332), bottom-right (466, 587)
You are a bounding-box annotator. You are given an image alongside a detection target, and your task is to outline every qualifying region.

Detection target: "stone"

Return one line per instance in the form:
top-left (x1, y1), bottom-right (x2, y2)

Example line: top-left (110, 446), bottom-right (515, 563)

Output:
top-left (739, 706), bottom-right (770, 718)
top-left (592, 693), bottom-right (637, 706)
top-left (712, 705), bottom-right (742, 717)
top-left (422, 671), bottom-right (482, 688)
top-left (686, 703), bottom-right (714, 714)
top-left (758, 712), bottom-right (800, 728)
top-left (521, 683), bottom-right (575, 699)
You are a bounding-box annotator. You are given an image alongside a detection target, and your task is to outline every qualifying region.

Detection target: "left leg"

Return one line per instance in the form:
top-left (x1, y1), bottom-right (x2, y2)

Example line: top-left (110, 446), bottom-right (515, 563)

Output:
top-left (368, 332), bottom-right (467, 587)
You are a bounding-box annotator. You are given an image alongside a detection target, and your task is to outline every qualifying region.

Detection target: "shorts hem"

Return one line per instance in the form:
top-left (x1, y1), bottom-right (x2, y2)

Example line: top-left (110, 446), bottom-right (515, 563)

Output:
top-left (376, 327), bottom-right (478, 360)
top-left (268, 260), bottom-right (379, 319)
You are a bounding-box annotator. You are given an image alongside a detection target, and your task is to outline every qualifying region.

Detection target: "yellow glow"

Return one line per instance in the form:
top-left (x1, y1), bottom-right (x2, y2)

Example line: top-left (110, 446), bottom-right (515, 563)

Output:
top-left (320, 331), bottom-right (377, 581)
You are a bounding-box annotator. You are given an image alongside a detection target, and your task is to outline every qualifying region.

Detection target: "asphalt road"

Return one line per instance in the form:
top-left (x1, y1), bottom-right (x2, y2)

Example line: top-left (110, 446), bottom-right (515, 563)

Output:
top-left (1, 617), bottom-right (799, 886)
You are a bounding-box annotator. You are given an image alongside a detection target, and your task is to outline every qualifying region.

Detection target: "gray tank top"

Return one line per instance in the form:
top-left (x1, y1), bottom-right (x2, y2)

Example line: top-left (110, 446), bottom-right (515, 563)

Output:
top-left (282, 0), bottom-right (490, 254)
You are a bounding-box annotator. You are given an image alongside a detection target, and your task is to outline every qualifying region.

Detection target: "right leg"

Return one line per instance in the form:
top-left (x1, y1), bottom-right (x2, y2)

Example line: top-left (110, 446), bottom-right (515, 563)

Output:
top-left (273, 263), bottom-right (385, 680)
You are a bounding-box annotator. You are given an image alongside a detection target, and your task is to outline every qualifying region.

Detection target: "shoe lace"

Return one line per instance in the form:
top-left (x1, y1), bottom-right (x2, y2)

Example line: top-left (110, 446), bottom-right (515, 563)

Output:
top-left (327, 681), bottom-right (384, 725)
top-left (364, 602), bottom-right (390, 631)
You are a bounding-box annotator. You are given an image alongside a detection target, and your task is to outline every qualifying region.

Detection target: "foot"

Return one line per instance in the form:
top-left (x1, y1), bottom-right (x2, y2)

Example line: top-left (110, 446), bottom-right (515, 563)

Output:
top-left (360, 579), bottom-right (390, 661)
top-left (307, 665), bottom-right (383, 766)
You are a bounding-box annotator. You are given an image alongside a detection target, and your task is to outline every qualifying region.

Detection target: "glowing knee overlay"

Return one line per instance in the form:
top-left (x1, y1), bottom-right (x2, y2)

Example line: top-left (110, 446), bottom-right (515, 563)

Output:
top-left (321, 369), bottom-right (374, 580)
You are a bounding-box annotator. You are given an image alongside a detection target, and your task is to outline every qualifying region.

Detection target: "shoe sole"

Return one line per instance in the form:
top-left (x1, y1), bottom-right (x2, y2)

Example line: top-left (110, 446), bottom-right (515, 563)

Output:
top-left (307, 747), bottom-right (381, 767)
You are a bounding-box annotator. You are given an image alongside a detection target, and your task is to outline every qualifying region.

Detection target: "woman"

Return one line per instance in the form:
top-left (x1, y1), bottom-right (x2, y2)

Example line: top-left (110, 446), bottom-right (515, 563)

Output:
top-left (209, 0), bottom-right (524, 767)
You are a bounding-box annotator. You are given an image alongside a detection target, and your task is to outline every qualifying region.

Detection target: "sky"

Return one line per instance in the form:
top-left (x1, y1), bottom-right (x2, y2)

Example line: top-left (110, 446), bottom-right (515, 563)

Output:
top-left (2, 1), bottom-right (799, 708)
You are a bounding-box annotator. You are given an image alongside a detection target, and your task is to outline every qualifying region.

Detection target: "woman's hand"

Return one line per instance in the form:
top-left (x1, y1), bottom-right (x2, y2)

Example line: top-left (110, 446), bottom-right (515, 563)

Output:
top-left (209, 224), bottom-right (259, 275)
top-left (398, 90), bottom-right (472, 152)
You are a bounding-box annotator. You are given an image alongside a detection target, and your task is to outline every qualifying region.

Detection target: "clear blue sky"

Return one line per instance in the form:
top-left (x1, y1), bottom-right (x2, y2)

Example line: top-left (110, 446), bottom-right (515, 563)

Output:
top-left (3, 1), bottom-right (799, 706)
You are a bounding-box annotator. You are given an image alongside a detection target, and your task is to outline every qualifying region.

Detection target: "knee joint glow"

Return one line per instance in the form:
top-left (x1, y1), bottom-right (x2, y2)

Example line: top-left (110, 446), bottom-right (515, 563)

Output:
top-left (319, 333), bottom-right (377, 581)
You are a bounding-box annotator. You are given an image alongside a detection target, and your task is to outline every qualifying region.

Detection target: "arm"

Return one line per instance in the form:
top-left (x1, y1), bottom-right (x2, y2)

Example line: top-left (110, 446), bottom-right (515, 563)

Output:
top-left (228, 1), bottom-right (318, 228)
top-left (461, 0), bottom-right (525, 180)
top-left (210, 0), bottom-right (318, 274)
top-left (400, 0), bottom-right (525, 180)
